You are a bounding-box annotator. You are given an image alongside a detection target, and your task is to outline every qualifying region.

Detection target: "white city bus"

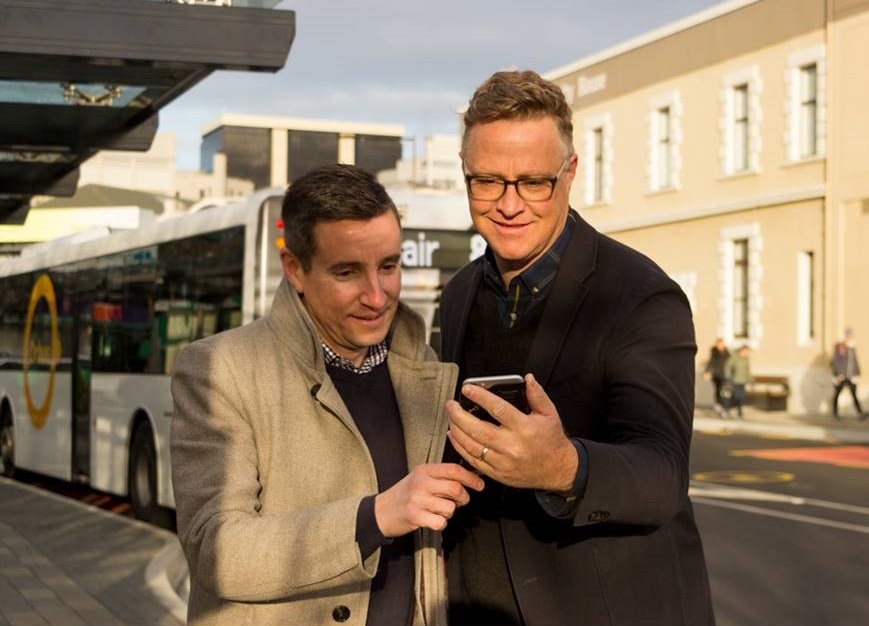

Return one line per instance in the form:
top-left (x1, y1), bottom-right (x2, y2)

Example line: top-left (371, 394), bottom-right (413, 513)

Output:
top-left (0, 187), bottom-right (286, 524)
top-left (0, 185), bottom-right (478, 524)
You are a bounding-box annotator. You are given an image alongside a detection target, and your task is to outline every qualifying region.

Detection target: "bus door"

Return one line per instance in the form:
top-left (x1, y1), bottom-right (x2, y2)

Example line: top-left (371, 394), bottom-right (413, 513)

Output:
top-left (70, 297), bottom-right (92, 482)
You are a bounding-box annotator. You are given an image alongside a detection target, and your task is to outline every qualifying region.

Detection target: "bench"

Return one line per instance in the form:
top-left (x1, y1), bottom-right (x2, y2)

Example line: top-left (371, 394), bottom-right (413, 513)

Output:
top-left (746, 375), bottom-right (790, 411)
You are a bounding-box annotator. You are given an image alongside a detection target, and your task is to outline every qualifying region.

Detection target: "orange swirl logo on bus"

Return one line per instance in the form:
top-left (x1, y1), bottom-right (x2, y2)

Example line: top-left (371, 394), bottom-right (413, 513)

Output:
top-left (22, 274), bottom-right (61, 430)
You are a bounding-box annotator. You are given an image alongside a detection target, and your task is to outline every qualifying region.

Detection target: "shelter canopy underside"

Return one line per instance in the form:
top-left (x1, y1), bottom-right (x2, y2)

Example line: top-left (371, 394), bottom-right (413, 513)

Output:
top-left (0, 0), bottom-right (295, 223)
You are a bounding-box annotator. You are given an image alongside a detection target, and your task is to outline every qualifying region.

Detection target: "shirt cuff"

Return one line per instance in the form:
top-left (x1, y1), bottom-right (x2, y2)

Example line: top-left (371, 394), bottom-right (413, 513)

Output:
top-left (535, 439), bottom-right (589, 520)
top-left (355, 495), bottom-right (393, 560)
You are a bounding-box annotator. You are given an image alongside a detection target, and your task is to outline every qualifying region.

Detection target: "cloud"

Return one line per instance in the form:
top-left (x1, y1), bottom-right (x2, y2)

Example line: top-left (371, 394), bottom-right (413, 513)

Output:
top-left (161, 0), bottom-right (723, 168)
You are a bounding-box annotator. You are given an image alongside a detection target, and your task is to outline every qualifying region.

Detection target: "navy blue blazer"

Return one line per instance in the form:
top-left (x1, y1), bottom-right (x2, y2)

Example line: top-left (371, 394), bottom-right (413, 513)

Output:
top-left (439, 210), bottom-right (715, 625)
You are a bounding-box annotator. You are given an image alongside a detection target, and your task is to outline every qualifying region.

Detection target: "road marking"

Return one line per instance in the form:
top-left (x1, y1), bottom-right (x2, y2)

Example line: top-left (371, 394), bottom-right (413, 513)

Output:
top-left (690, 483), bottom-right (805, 504)
top-left (730, 445), bottom-right (869, 470)
top-left (689, 483), bottom-right (869, 516)
top-left (692, 470), bottom-right (794, 484)
top-left (691, 497), bottom-right (869, 535)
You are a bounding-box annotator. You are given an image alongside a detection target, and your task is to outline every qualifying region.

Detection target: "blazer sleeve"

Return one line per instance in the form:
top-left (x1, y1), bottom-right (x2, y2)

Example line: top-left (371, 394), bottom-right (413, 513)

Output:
top-left (170, 338), bottom-right (378, 603)
top-left (572, 280), bottom-right (697, 528)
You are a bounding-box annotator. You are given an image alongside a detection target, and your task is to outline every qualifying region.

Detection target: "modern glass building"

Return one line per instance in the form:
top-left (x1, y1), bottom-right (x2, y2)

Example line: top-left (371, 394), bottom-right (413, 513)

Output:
top-left (200, 114), bottom-right (405, 188)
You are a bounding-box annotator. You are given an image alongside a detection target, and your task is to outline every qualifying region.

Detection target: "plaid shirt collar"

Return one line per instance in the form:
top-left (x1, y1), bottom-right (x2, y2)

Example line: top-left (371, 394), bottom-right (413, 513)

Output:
top-left (322, 340), bottom-right (388, 374)
top-left (481, 211), bottom-right (576, 327)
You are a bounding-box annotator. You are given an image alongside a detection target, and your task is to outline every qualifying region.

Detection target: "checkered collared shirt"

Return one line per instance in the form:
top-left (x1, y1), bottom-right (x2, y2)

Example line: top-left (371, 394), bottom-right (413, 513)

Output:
top-left (322, 340), bottom-right (388, 374)
top-left (480, 211), bottom-right (577, 328)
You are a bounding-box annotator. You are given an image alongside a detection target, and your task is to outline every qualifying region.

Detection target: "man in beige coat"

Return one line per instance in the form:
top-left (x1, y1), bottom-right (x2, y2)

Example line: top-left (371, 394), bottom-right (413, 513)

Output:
top-left (171, 164), bottom-right (482, 626)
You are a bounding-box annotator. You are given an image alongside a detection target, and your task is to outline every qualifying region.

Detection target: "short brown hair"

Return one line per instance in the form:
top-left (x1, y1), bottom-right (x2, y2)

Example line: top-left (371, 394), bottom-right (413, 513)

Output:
top-left (462, 70), bottom-right (574, 156)
top-left (281, 163), bottom-right (399, 271)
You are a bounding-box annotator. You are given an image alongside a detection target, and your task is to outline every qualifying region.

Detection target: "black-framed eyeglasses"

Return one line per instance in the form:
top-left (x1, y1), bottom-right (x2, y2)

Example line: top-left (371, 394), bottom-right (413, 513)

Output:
top-left (464, 157), bottom-right (572, 202)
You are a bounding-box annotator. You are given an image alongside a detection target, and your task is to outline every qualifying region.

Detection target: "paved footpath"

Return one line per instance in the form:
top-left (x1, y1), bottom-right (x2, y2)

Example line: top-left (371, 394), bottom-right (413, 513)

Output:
top-left (0, 478), bottom-right (185, 626)
top-left (693, 404), bottom-right (869, 444)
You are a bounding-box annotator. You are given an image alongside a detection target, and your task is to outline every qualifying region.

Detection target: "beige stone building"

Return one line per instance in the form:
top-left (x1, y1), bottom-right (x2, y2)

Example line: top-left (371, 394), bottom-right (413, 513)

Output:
top-left (545, 0), bottom-right (869, 415)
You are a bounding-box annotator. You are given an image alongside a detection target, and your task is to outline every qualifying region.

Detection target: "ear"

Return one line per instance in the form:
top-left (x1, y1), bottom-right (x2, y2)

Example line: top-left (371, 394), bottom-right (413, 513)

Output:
top-left (280, 247), bottom-right (305, 294)
top-left (566, 153), bottom-right (579, 181)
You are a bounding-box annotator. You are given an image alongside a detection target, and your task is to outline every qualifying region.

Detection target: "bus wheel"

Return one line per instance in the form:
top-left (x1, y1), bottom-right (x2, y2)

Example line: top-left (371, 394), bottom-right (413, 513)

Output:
top-left (0, 416), bottom-right (14, 477)
top-left (129, 421), bottom-right (161, 524)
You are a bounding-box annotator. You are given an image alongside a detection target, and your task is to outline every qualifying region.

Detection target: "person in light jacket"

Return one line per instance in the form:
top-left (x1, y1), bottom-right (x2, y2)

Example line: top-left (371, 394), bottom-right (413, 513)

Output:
top-left (724, 345), bottom-right (752, 419)
top-left (171, 164), bottom-right (482, 626)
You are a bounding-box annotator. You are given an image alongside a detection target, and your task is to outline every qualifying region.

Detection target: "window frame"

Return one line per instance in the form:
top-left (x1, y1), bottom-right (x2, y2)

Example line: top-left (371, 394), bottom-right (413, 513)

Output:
top-left (717, 223), bottom-right (762, 348)
top-left (647, 90), bottom-right (682, 192)
top-left (583, 113), bottom-right (613, 206)
top-left (720, 66), bottom-right (762, 177)
top-left (785, 45), bottom-right (827, 163)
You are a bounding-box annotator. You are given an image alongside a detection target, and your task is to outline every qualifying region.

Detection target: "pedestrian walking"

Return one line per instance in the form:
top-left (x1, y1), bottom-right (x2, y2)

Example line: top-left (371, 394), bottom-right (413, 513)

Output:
top-left (831, 328), bottom-right (867, 421)
top-left (704, 338), bottom-right (730, 417)
top-left (724, 345), bottom-right (752, 419)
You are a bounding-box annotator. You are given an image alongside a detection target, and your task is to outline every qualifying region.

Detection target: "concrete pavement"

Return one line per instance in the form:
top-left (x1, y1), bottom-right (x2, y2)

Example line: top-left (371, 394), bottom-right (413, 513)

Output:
top-left (0, 478), bottom-right (185, 626)
top-left (693, 404), bottom-right (869, 444)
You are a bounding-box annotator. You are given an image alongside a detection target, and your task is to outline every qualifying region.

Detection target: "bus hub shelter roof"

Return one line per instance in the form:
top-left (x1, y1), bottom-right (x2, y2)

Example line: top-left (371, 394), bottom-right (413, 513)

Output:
top-left (0, 0), bottom-right (295, 224)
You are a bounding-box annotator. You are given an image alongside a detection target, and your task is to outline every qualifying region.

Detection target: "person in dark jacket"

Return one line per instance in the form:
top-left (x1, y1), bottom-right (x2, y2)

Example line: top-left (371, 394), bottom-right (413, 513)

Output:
top-left (440, 69), bottom-right (714, 626)
top-left (704, 338), bottom-right (731, 416)
top-left (831, 328), bottom-right (867, 421)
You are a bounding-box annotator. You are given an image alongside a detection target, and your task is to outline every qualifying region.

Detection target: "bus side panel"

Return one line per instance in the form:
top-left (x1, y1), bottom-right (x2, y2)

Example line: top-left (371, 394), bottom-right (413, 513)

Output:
top-left (4, 370), bottom-right (73, 481)
top-left (90, 373), bottom-right (174, 508)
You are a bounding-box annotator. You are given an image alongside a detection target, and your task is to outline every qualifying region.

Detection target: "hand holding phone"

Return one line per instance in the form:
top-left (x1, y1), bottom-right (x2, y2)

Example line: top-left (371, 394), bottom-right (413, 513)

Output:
top-left (459, 374), bottom-right (528, 424)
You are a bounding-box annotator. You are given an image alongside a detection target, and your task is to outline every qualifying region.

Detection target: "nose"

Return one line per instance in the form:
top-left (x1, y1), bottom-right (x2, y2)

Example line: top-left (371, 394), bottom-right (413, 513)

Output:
top-left (360, 273), bottom-right (388, 309)
top-left (498, 182), bottom-right (525, 217)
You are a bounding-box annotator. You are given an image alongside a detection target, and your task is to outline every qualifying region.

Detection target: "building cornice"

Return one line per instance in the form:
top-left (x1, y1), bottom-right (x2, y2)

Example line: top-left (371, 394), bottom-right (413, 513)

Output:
top-left (201, 114), bottom-right (404, 137)
top-left (594, 184), bottom-right (825, 234)
top-left (544, 0), bottom-right (762, 79)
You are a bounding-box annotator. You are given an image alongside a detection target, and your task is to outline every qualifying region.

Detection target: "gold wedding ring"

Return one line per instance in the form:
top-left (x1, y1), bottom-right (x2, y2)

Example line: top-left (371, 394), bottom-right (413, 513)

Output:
top-left (478, 446), bottom-right (489, 462)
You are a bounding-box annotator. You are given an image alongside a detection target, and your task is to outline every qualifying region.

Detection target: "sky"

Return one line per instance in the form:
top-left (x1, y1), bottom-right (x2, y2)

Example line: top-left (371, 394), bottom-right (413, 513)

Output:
top-left (160, 0), bottom-right (726, 170)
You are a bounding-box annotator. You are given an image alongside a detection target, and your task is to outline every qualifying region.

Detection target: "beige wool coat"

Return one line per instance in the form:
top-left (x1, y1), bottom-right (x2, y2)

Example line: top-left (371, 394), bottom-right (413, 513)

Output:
top-left (170, 279), bottom-right (458, 626)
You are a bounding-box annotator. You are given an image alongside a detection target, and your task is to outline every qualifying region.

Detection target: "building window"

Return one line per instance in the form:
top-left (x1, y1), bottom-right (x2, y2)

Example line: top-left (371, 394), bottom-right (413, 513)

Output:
top-left (797, 250), bottom-right (815, 344)
top-left (786, 45), bottom-right (826, 162)
top-left (592, 127), bottom-right (604, 201)
top-left (798, 65), bottom-right (817, 158)
top-left (355, 134), bottom-right (402, 178)
top-left (647, 91), bottom-right (682, 191)
top-left (732, 85), bottom-right (750, 173)
top-left (205, 126), bottom-right (271, 189)
top-left (718, 224), bottom-right (761, 346)
top-left (287, 130), bottom-right (339, 183)
top-left (583, 113), bottom-right (613, 205)
top-left (720, 67), bottom-right (761, 176)
top-left (656, 107), bottom-right (672, 187)
top-left (732, 238), bottom-right (749, 339)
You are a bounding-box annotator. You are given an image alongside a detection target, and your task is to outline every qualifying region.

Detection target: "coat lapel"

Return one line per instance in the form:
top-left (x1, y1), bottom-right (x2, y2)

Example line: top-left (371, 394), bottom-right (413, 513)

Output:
top-left (440, 261), bottom-right (483, 363)
top-left (525, 212), bottom-right (598, 387)
top-left (389, 356), bottom-right (455, 468)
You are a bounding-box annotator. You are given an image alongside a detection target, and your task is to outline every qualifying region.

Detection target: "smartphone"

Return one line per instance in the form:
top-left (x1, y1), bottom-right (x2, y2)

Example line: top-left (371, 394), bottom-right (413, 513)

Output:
top-left (459, 374), bottom-right (529, 423)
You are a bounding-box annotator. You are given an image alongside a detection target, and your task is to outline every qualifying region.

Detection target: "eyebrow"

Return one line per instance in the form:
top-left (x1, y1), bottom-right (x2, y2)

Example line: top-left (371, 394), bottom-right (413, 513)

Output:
top-left (466, 167), bottom-right (558, 179)
top-left (327, 253), bottom-right (401, 272)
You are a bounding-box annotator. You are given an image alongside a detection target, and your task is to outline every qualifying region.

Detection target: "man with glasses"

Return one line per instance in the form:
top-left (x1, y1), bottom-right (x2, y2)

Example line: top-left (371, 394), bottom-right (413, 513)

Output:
top-left (440, 70), bottom-right (714, 625)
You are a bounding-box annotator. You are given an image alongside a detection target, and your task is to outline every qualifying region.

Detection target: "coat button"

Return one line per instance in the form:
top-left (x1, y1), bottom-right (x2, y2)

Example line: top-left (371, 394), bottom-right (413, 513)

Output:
top-left (332, 605), bottom-right (351, 622)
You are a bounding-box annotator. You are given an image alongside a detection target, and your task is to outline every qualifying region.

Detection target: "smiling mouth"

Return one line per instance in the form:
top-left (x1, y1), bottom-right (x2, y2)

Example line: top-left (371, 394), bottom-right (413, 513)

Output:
top-left (354, 310), bottom-right (389, 323)
top-left (492, 220), bottom-right (529, 230)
